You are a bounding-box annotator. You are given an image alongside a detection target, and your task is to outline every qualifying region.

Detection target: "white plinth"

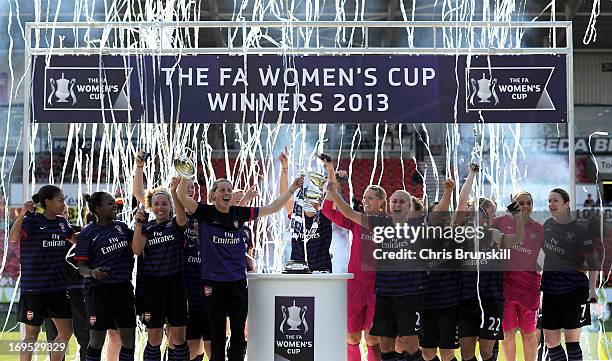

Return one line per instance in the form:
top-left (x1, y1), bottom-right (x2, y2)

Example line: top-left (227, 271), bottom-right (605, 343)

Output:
top-left (247, 273), bottom-right (353, 361)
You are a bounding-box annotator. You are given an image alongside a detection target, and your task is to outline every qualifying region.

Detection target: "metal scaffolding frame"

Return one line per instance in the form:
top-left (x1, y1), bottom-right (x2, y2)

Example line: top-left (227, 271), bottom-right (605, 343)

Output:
top-left (22, 20), bottom-right (576, 206)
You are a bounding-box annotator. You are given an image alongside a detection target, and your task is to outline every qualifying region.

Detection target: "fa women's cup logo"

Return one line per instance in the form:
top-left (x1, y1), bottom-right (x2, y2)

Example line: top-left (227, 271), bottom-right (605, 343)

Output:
top-left (470, 73), bottom-right (499, 106)
top-left (48, 73), bottom-right (77, 105)
top-left (280, 299), bottom-right (309, 334)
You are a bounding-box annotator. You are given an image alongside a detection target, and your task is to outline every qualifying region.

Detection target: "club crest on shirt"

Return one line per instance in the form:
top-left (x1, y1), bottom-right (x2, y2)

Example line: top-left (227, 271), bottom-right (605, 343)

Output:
top-left (566, 232), bottom-right (574, 240)
top-left (234, 220), bottom-right (239, 228)
top-left (59, 223), bottom-right (65, 232)
top-left (115, 225), bottom-right (124, 234)
top-left (26, 311), bottom-right (33, 321)
top-left (204, 286), bottom-right (213, 297)
top-left (89, 315), bottom-right (96, 326)
top-left (144, 312), bottom-right (151, 322)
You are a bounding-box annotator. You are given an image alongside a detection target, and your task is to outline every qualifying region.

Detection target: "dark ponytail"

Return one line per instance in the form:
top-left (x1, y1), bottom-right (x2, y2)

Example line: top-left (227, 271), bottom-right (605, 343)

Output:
top-left (84, 192), bottom-right (109, 222)
top-left (33, 185), bottom-right (62, 209)
top-left (85, 212), bottom-right (96, 224)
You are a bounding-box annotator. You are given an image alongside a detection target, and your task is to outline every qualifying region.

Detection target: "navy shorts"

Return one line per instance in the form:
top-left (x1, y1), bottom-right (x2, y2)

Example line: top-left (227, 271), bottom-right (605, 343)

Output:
top-left (18, 291), bottom-right (71, 326)
top-left (86, 282), bottom-right (136, 331)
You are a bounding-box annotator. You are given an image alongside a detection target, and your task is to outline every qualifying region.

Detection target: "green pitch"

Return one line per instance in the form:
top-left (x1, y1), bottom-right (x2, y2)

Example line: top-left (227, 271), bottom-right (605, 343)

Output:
top-left (0, 331), bottom-right (611, 360)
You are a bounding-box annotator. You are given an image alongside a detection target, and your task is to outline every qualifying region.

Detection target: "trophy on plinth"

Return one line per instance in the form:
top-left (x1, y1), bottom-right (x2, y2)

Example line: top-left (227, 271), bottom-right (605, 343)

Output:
top-left (283, 169), bottom-right (328, 274)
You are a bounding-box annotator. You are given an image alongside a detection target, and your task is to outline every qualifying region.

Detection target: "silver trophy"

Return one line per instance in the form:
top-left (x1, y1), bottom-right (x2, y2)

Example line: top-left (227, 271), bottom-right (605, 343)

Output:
top-left (283, 170), bottom-right (326, 274)
top-left (302, 171), bottom-right (327, 213)
top-left (173, 148), bottom-right (196, 179)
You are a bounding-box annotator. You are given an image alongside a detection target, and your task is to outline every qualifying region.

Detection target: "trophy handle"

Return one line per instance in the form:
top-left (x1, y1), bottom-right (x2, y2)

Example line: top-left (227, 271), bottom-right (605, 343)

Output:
top-left (48, 78), bottom-right (56, 105)
top-left (301, 306), bottom-right (309, 333)
top-left (490, 78), bottom-right (499, 105)
top-left (279, 306), bottom-right (288, 333)
top-left (469, 78), bottom-right (477, 106)
top-left (69, 79), bottom-right (77, 105)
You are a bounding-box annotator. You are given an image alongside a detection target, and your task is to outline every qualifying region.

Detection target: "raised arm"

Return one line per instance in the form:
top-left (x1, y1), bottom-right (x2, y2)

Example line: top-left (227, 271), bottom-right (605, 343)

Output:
top-left (279, 147), bottom-right (294, 213)
top-left (326, 182), bottom-right (366, 227)
top-left (454, 164), bottom-right (479, 225)
top-left (131, 208), bottom-right (147, 255)
top-left (238, 185), bottom-right (258, 207)
top-left (258, 176), bottom-right (304, 218)
top-left (322, 198), bottom-right (351, 229)
top-left (133, 150), bottom-right (147, 205)
top-left (170, 177), bottom-right (187, 227)
top-left (177, 177), bottom-right (198, 214)
top-left (8, 201), bottom-right (36, 243)
top-left (456, 164), bottom-right (479, 212)
top-left (429, 178), bottom-right (455, 225)
top-left (323, 158), bottom-right (365, 227)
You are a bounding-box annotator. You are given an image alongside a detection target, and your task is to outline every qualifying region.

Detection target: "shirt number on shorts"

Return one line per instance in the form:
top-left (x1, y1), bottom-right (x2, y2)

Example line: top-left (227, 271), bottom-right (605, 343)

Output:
top-left (488, 317), bottom-right (501, 333)
top-left (580, 304), bottom-right (587, 319)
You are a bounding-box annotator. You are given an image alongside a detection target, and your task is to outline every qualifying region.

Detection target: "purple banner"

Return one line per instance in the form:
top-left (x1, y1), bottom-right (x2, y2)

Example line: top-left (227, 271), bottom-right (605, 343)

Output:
top-left (31, 54), bottom-right (567, 123)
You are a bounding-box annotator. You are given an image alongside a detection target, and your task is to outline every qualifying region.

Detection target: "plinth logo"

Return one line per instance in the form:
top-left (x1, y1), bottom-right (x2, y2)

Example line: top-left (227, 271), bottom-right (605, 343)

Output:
top-left (274, 296), bottom-right (315, 361)
top-left (44, 67), bottom-right (132, 111)
top-left (466, 67), bottom-right (555, 111)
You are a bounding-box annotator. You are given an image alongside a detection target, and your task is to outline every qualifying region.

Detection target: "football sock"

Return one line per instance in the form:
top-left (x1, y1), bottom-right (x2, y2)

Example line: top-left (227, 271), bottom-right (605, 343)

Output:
top-left (144, 343), bottom-right (161, 361)
top-left (348, 343), bottom-right (361, 361)
top-left (548, 345), bottom-right (568, 361)
top-left (85, 346), bottom-right (102, 361)
top-left (566, 342), bottom-right (582, 361)
top-left (118, 346), bottom-right (134, 361)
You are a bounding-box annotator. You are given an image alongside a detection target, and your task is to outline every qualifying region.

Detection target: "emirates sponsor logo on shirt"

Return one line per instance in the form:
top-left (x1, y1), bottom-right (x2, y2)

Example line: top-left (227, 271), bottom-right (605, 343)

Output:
top-left (544, 238), bottom-right (566, 255)
top-left (362, 233), bottom-right (373, 241)
top-left (212, 232), bottom-right (242, 245)
top-left (101, 238), bottom-right (129, 254)
top-left (43, 233), bottom-right (65, 247)
top-left (148, 232), bottom-right (175, 246)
